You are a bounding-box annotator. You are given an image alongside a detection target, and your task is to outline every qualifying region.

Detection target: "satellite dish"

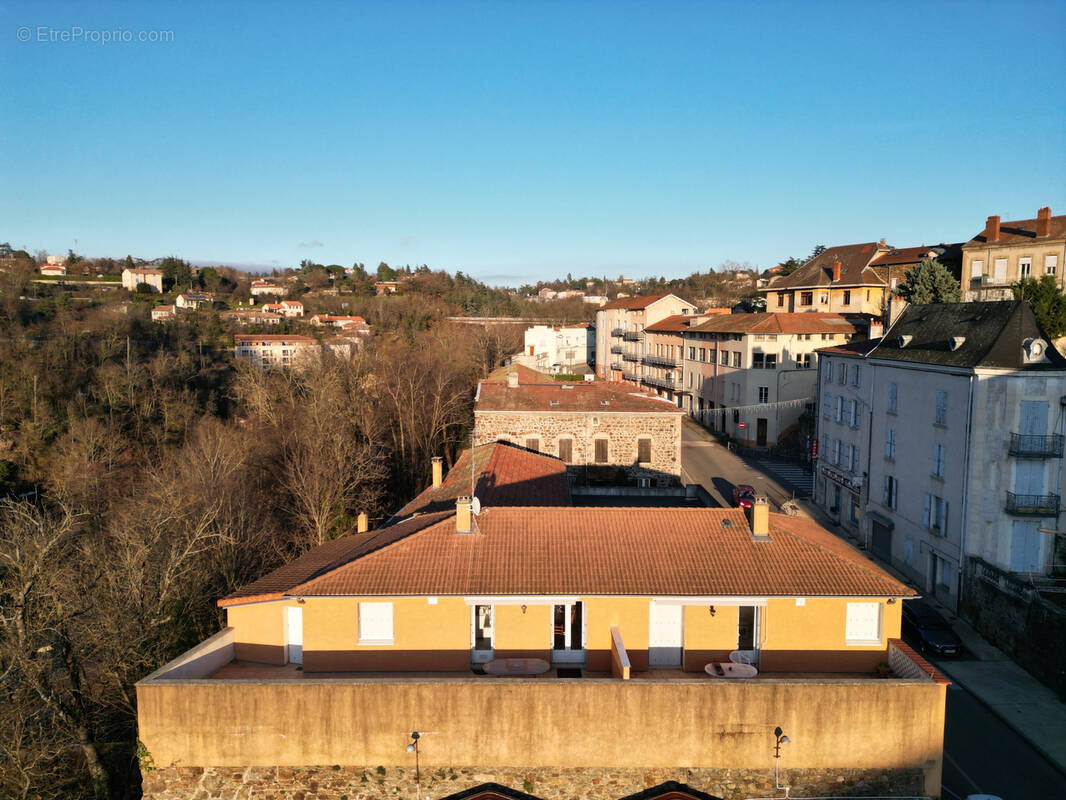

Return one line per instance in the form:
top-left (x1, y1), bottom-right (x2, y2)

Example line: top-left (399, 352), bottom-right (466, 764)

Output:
top-left (470, 496), bottom-right (481, 516)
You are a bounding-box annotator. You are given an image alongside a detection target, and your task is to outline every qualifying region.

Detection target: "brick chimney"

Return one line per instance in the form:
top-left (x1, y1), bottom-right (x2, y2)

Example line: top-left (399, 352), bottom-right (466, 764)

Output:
top-left (456, 496), bottom-right (473, 533)
top-left (831, 261), bottom-right (842, 282)
top-left (1037, 206), bottom-right (1052, 237)
top-left (507, 371), bottom-right (519, 388)
top-left (985, 215), bottom-right (1001, 242)
top-left (747, 496), bottom-right (770, 541)
top-left (431, 456), bottom-right (443, 488)
top-left (357, 512), bottom-right (369, 534)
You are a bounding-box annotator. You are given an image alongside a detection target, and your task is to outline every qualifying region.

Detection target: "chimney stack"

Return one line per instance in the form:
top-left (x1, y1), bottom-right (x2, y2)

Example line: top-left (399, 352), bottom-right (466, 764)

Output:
top-left (1037, 206), bottom-right (1052, 238)
top-left (831, 261), bottom-right (842, 282)
top-left (357, 512), bottom-right (369, 534)
top-left (456, 496), bottom-right (473, 533)
top-left (985, 215), bottom-right (1001, 242)
top-left (747, 496), bottom-right (770, 540)
top-left (507, 371), bottom-right (519, 388)
top-left (431, 456), bottom-right (443, 488)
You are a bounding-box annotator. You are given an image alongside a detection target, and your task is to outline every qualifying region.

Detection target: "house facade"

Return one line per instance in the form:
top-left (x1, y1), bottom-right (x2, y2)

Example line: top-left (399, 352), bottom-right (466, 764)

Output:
top-left (682, 313), bottom-right (861, 448)
top-left (39, 263), bottom-right (66, 276)
top-left (150, 304), bottom-right (176, 321)
top-left (595, 294), bottom-right (697, 381)
top-left (121, 267), bottom-right (164, 292)
top-left (519, 324), bottom-right (594, 373)
top-left (767, 242), bottom-right (890, 316)
top-left (233, 334), bottom-right (316, 369)
top-left (815, 301), bottom-right (1066, 613)
top-left (250, 279), bottom-right (285, 297)
top-left (135, 446), bottom-right (948, 800)
top-left (962, 207), bottom-right (1066, 301)
top-left (175, 292), bottom-right (212, 310)
top-left (474, 369), bottom-right (683, 485)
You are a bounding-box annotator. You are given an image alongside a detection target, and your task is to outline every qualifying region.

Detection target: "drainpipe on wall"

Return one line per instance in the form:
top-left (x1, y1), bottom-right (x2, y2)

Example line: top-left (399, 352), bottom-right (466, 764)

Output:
top-left (958, 372), bottom-right (977, 615)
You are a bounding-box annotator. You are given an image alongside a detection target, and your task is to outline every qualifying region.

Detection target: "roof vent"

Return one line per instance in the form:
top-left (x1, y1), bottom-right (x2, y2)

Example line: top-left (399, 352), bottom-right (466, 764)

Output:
top-left (721, 518), bottom-right (734, 528)
top-left (562, 384), bottom-right (574, 390)
top-left (1023, 337), bottom-right (1048, 363)
top-left (897, 335), bottom-right (913, 348)
top-left (949, 336), bottom-right (966, 351)
top-left (601, 400), bottom-right (610, 406)
top-left (549, 399), bottom-right (559, 406)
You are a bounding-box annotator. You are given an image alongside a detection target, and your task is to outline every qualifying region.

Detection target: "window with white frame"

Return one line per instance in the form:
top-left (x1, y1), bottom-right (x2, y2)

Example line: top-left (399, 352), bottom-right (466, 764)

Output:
top-left (935, 390), bottom-right (948, 425)
top-left (883, 475), bottom-right (898, 509)
top-left (887, 382), bottom-right (898, 414)
top-left (970, 259), bottom-right (984, 279)
top-left (1019, 257), bottom-right (1032, 277)
top-left (799, 353), bottom-right (812, 369)
top-left (933, 443), bottom-right (945, 477)
top-left (885, 428), bottom-right (896, 459)
top-left (732, 352), bottom-right (741, 368)
top-left (1046, 255), bottom-right (1059, 275)
top-left (924, 493), bottom-right (948, 536)
top-left (845, 602), bottom-right (882, 645)
top-left (758, 386), bottom-right (769, 403)
top-left (358, 602), bottom-right (394, 645)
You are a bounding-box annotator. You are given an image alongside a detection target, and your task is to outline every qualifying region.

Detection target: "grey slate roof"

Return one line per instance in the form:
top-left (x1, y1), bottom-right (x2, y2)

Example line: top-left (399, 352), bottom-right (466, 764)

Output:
top-left (868, 301), bottom-right (1066, 370)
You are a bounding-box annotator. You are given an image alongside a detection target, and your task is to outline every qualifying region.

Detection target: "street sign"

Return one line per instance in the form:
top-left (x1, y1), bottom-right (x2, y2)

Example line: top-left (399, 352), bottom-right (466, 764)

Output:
top-left (738, 422), bottom-right (746, 429)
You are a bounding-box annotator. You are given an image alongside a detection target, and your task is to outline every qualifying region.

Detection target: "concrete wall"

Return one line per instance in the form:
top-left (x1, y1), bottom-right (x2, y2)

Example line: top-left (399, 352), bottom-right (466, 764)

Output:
top-left (136, 675), bottom-right (946, 796)
top-left (474, 410), bottom-right (682, 482)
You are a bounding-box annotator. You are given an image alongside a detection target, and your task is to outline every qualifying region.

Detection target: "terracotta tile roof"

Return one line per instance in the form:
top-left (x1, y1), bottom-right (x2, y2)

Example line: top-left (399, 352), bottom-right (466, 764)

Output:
top-left (394, 442), bottom-right (570, 519)
top-left (964, 212), bottom-right (1066, 247)
top-left (644, 314), bottom-right (702, 333)
top-left (484, 364), bottom-right (554, 384)
top-left (600, 293), bottom-right (691, 311)
top-left (687, 312), bottom-right (861, 336)
top-left (221, 507), bottom-right (914, 605)
top-left (476, 379), bottom-right (684, 414)
top-left (770, 243), bottom-right (888, 290)
top-left (234, 334), bottom-right (315, 344)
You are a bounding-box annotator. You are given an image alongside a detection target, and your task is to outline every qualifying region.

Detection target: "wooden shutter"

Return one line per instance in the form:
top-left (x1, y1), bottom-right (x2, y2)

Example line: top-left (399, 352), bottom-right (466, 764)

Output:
top-left (637, 438), bottom-right (652, 463)
top-left (595, 439), bottom-right (608, 463)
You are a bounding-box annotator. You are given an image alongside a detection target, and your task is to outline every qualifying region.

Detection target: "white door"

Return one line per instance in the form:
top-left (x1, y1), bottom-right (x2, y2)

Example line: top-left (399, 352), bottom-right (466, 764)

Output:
top-left (284, 606), bottom-right (303, 665)
top-left (648, 603), bottom-right (683, 667)
top-left (551, 603), bottom-right (586, 665)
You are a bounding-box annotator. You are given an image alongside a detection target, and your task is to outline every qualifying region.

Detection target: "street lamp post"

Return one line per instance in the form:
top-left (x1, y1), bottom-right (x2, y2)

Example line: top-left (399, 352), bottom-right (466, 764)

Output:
top-left (773, 726), bottom-right (791, 797)
top-left (406, 731), bottom-right (421, 800)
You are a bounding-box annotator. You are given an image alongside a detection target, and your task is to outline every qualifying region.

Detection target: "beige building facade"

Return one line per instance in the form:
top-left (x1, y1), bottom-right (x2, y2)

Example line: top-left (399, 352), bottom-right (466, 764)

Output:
top-left (595, 294), bottom-right (696, 381)
top-left (962, 207), bottom-right (1066, 301)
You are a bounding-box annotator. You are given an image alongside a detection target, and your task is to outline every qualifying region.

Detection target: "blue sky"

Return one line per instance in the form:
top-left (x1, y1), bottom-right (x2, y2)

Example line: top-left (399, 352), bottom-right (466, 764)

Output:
top-left (2, 0), bottom-right (1064, 286)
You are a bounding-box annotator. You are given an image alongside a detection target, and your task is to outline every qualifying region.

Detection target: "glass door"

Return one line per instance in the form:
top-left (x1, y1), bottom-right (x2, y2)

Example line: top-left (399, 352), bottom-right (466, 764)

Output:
top-left (735, 606), bottom-right (760, 667)
top-left (471, 604), bottom-right (494, 665)
top-left (551, 602), bottom-right (586, 665)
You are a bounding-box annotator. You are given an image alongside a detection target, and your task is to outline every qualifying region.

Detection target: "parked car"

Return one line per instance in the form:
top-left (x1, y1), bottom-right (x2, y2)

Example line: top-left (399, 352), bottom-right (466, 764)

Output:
top-left (732, 484), bottom-right (756, 509)
top-left (901, 599), bottom-right (963, 657)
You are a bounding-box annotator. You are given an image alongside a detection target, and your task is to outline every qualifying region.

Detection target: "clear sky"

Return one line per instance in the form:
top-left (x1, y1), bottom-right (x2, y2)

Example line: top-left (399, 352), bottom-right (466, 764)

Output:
top-left (2, 0), bottom-right (1064, 286)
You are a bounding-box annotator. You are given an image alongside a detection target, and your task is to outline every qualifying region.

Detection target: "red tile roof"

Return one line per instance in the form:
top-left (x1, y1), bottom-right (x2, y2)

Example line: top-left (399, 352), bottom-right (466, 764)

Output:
top-left (220, 507), bottom-right (913, 606)
top-left (394, 442), bottom-right (570, 519)
top-left (869, 244), bottom-right (961, 267)
top-left (769, 243), bottom-right (888, 289)
top-left (644, 314), bottom-right (702, 333)
top-left (600, 293), bottom-right (690, 311)
top-left (484, 364), bottom-right (553, 384)
top-left (234, 334), bottom-right (315, 344)
top-left (476, 379), bottom-right (684, 413)
top-left (688, 312), bottom-right (861, 336)
top-left (964, 212), bottom-right (1066, 247)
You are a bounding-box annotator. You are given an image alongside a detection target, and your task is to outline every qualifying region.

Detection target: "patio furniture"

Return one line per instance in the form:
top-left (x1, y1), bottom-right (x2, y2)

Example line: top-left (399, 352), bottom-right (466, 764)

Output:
top-left (485, 658), bottom-right (550, 677)
top-left (704, 661), bottom-right (759, 678)
top-left (729, 650), bottom-right (754, 665)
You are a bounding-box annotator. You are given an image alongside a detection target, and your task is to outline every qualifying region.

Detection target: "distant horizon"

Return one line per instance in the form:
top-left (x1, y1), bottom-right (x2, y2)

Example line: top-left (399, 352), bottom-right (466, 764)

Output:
top-left (3, 0), bottom-right (1064, 287)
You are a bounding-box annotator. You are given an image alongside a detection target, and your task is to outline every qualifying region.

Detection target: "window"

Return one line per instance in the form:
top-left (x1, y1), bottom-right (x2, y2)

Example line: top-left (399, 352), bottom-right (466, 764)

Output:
top-left (799, 353), bottom-right (812, 369)
top-left (1046, 255), bottom-right (1059, 275)
top-left (845, 602), bottom-right (881, 645)
top-left (823, 393), bottom-right (832, 419)
top-left (837, 363), bottom-right (846, 384)
top-left (887, 382), bottom-right (898, 414)
top-left (699, 347), bottom-right (706, 362)
top-left (935, 390), bottom-right (948, 425)
top-left (883, 475), bottom-right (898, 509)
top-left (525, 437), bottom-right (540, 452)
top-left (843, 290), bottom-right (851, 305)
top-left (1019, 257), bottom-right (1032, 277)
top-left (358, 602), bottom-right (394, 645)
top-left (637, 438), bottom-right (652, 463)
top-left (885, 428), bottom-right (896, 460)
top-left (1010, 520), bottom-right (1042, 573)
top-left (732, 352), bottom-right (741, 368)
top-left (753, 353), bottom-right (765, 368)
top-left (924, 493), bottom-right (948, 536)
top-left (851, 365), bottom-right (861, 387)
top-left (777, 293), bottom-right (784, 307)
top-left (824, 362), bottom-right (833, 383)
top-left (765, 354), bottom-right (777, 369)
top-left (971, 258), bottom-right (984, 279)
top-left (841, 442), bottom-right (851, 467)
top-left (834, 395), bottom-right (843, 422)
top-left (558, 438), bottom-right (573, 463)
top-left (800, 291), bottom-right (813, 306)
top-left (850, 444), bottom-right (860, 473)
top-left (758, 386), bottom-right (769, 403)
top-left (720, 350), bottom-right (729, 366)
top-left (849, 399), bottom-right (860, 429)
top-left (689, 347), bottom-right (696, 360)
top-left (994, 258), bottom-right (1007, 283)
top-left (594, 438), bottom-right (608, 463)
top-left (932, 555), bottom-right (953, 592)
top-left (830, 439), bottom-right (840, 463)
top-left (932, 443), bottom-right (945, 477)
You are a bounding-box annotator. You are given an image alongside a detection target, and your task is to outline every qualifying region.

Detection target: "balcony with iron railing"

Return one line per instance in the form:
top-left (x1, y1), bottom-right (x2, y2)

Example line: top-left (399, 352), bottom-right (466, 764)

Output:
top-left (622, 351), bottom-right (640, 362)
top-left (642, 374), bottom-right (677, 390)
top-left (610, 344), bottom-right (625, 355)
top-left (643, 354), bottom-right (680, 369)
top-left (1005, 491), bottom-right (1061, 516)
top-left (611, 327), bottom-right (627, 337)
top-left (1008, 433), bottom-right (1065, 459)
top-left (623, 370), bottom-right (640, 382)
top-left (623, 330), bottom-right (643, 341)
top-left (610, 361), bottom-right (624, 371)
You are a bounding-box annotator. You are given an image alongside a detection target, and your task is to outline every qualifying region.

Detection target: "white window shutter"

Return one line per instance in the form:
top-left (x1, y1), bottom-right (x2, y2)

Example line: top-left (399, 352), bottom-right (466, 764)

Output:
top-left (358, 602), bottom-right (394, 643)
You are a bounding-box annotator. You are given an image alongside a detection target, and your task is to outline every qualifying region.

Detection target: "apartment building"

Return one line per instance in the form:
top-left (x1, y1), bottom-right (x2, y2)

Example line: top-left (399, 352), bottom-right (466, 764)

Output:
top-left (641, 313), bottom-right (727, 406)
top-left (136, 445), bottom-right (948, 800)
top-left (474, 368), bottom-right (683, 485)
top-left (121, 267), bottom-right (164, 292)
top-left (962, 207), bottom-right (1066, 301)
top-left (682, 313), bottom-right (861, 448)
top-left (233, 334), bottom-right (316, 369)
top-left (595, 294), bottom-right (696, 381)
top-left (815, 300), bottom-right (1066, 613)
top-left (516, 323), bottom-right (594, 373)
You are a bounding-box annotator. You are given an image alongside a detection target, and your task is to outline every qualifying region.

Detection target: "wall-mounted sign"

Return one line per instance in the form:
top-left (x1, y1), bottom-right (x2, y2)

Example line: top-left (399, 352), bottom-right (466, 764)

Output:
top-left (821, 465), bottom-right (862, 492)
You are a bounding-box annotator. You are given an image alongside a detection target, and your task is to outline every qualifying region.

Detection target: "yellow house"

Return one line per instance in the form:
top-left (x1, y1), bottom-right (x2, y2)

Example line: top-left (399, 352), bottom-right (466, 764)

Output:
top-left (767, 242), bottom-right (891, 316)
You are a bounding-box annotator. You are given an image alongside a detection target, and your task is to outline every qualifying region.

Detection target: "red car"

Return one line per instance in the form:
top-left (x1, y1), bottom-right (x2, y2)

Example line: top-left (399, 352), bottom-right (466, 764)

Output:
top-left (733, 484), bottom-right (756, 509)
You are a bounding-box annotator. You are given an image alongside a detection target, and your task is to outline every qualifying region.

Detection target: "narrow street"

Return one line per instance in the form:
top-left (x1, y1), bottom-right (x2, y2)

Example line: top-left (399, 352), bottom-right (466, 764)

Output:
top-left (681, 415), bottom-right (1066, 800)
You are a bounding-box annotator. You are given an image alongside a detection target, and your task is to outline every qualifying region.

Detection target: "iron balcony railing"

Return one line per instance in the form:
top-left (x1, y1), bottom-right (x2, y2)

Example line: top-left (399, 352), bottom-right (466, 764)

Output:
top-left (610, 362), bottom-right (624, 371)
top-left (611, 327), bottom-right (627, 337)
top-left (642, 375), bottom-right (677, 390)
top-left (623, 330), bottom-right (643, 341)
top-left (1005, 491), bottom-right (1061, 516)
top-left (643, 354), bottom-right (680, 369)
top-left (1008, 433), bottom-right (1065, 459)
top-left (623, 371), bottom-right (640, 382)
top-left (622, 351), bottom-right (640, 362)
top-left (610, 344), bottom-right (625, 355)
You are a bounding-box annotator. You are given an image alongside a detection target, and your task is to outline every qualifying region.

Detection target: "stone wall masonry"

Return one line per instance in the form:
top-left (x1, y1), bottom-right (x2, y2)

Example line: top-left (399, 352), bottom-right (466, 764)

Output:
top-left (141, 764), bottom-right (925, 800)
top-left (474, 411), bottom-right (681, 485)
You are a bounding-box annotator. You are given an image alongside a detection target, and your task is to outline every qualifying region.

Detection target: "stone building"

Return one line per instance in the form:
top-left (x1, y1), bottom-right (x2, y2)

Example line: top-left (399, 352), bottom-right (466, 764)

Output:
top-left (474, 369), bottom-right (683, 485)
top-left (595, 294), bottom-right (696, 381)
top-left (962, 207), bottom-right (1066, 301)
